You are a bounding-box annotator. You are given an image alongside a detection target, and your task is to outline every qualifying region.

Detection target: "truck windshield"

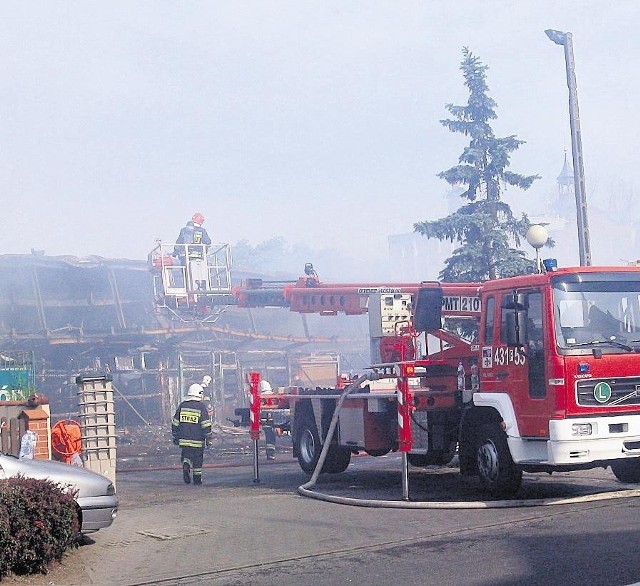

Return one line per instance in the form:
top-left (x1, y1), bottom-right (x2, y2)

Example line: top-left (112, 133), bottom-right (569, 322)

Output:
top-left (552, 275), bottom-right (640, 350)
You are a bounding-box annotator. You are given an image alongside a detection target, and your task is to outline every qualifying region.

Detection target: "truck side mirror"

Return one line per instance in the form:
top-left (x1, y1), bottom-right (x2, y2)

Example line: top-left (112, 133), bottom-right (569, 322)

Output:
top-left (505, 310), bottom-right (528, 347)
top-left (413, 286), bottom-right (443, 332)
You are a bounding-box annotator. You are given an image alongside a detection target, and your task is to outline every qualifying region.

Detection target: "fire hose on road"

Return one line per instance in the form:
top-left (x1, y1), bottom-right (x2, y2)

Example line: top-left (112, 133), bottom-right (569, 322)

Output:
top-left (296, 374), bottom-right (640, 509)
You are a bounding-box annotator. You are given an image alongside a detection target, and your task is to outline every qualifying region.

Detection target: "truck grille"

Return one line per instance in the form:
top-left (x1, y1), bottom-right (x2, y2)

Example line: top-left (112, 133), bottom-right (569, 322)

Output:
top-left (576, 377), bottom-right (640, 407)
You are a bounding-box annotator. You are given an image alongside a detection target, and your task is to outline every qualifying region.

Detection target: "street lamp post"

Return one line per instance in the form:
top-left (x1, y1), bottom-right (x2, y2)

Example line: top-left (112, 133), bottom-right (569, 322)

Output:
top-left (545, 29), bottom-right (592, 266)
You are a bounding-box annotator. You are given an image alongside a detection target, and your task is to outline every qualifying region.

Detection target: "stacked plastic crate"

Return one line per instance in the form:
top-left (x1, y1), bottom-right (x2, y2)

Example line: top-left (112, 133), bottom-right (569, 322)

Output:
top-left (75, 373), bottom-right (117, 488)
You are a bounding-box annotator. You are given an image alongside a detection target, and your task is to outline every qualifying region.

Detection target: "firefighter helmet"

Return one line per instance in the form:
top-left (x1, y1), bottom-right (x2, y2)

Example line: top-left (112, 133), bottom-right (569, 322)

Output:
top-left (186, 383), bottom-right (204, 399)
top-left (259, 380), bottom-right (273, 393)
top-left (192, 212), bottom-right (205, 225)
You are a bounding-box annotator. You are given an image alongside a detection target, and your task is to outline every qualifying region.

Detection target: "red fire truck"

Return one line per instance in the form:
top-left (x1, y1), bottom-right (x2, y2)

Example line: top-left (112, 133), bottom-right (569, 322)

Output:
top-left (235, 266), bottom-right (640, 496)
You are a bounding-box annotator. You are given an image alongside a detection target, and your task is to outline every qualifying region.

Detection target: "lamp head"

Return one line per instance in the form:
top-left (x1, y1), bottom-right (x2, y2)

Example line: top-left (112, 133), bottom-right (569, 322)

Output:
top-left (526, 225), bottom-right (549, 250)
top-left (545, 29), bottom-right (568, 45)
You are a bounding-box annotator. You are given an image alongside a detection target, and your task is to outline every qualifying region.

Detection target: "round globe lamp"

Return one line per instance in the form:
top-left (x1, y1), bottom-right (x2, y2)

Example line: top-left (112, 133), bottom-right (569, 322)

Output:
top-left (526, 225), bottom-right (549, 273)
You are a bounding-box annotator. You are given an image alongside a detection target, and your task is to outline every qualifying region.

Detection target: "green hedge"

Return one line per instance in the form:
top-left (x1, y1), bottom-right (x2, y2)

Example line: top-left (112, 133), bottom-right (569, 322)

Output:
top-left (0, 476), bottom-right (79, 578)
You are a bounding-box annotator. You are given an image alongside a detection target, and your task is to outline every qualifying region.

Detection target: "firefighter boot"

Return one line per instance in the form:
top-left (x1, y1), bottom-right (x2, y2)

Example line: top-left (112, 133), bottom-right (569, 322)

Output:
top-left (182, 461), bottom-right (191, 484)
top-left (193, 469), bottom-right (203, 485)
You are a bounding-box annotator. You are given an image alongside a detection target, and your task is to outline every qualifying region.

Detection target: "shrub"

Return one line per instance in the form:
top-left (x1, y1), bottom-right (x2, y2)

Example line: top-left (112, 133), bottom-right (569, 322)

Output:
top-left (0, 476), bottom-right (79, 577)
top-left (0, 503), bottom-right (11, 578)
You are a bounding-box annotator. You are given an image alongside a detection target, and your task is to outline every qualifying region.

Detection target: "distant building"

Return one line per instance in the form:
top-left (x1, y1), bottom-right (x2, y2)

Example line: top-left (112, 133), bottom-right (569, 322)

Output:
top-left (527, 152), bottom-right (577, 265)
top-left (388, 184), bottom-right (459, 281)
top-left (387, 232), bottom-right (452, 282)
top-left (530, 152), bottom-right (638, 267)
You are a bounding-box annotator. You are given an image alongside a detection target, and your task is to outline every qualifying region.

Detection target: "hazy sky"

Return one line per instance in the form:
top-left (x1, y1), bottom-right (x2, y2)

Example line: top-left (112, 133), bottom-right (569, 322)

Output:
top-left (1, 2), bottom-right (639, 277)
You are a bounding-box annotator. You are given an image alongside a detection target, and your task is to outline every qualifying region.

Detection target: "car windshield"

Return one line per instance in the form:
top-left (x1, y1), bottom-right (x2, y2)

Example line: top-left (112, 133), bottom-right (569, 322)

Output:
top-left (553, 275), bottom-right (640, 350)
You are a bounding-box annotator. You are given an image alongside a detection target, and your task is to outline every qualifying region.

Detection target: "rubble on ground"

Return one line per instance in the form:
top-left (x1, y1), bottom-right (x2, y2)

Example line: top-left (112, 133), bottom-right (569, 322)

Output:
top-left (114, 423), bottom-right (290, 470)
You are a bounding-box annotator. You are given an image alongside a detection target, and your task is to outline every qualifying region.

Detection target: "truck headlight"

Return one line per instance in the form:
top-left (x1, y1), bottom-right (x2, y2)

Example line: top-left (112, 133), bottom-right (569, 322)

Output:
top-left (571, 423), bottom-right (595, 436)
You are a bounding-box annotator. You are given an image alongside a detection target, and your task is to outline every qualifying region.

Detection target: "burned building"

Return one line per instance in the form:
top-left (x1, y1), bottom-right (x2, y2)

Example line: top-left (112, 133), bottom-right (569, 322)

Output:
top-left (0, 253), bottom-right (368, 426)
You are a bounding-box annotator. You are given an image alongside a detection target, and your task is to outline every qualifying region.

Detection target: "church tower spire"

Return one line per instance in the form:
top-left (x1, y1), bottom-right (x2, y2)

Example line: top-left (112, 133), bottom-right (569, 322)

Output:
top-left (557, 150), bottom-right (574, 197)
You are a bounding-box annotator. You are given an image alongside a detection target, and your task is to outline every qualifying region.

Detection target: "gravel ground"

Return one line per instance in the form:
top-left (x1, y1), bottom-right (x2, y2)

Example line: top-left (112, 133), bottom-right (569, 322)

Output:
top-left (116, 423), bottom-right (252, 468)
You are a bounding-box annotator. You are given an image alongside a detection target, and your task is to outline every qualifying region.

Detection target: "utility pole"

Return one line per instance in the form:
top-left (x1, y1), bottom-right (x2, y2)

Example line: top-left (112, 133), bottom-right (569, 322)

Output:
top-left (545, 29), bottom-right (592, 266)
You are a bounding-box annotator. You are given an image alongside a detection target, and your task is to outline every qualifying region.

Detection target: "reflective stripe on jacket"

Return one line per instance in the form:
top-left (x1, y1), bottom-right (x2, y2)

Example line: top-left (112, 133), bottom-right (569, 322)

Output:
top-left (172, 399), bottom-right (212, 448)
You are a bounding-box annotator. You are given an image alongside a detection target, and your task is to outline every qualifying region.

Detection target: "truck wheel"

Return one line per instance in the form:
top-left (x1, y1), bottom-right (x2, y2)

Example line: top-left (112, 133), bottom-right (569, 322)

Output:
top-left (295, 419), bottom-right (322, 474)
top-left (476, 423), bottom-right (522, 496)
top-left (611, 458), bottom-right (640, 483)
top-left (323, 446), bottom-right (351, 473)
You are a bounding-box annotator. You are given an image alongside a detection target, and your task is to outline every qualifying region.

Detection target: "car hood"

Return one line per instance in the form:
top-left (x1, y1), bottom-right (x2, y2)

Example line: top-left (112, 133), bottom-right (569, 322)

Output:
top-left (0, 454), bottom-right (114, 498)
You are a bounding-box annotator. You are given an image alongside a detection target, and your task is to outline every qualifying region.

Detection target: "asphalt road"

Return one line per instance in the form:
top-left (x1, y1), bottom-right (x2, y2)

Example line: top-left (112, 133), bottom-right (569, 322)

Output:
top-left (14, 451), bottom-right (640, 586)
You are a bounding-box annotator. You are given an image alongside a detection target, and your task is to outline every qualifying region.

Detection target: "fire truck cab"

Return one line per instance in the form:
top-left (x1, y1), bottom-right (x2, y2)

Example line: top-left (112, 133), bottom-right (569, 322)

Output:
top-left (464, 266), bottom-right (640, 493)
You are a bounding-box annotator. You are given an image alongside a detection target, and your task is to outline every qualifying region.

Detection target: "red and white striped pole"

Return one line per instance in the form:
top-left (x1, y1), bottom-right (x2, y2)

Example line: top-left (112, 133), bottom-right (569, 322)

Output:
top-left (397, 364), bottom-right (414, 451)
top-left (248, 372), bottom-right (262, 483)
top-left (396, 363), bottom-right (415, 500)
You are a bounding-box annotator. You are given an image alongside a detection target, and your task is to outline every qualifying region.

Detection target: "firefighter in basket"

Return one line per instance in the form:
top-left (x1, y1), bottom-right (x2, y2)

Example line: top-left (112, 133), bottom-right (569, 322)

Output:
top-left (174, 212), bottom-right (211, 263)
top-left (172, 213), bottom-right (212, 291)
top-left (171, 383), bottom-right (213, 485)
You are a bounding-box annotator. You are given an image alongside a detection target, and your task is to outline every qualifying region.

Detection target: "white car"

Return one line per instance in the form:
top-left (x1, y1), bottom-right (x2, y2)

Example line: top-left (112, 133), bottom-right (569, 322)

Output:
top-left (0, 453), bottom-right (118, 533)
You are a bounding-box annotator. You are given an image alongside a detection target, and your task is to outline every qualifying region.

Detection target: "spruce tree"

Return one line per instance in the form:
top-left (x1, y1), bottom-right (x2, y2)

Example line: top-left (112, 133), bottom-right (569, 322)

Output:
top-left (414, 48), bottom-right (540, 282)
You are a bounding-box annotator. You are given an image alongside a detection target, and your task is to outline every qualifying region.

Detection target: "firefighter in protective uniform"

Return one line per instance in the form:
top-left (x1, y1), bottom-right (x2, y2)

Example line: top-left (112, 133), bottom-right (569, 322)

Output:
top-left (174, 212), bottom-right (211, 261)
top-left (172, 383), bottom-right (213, 485)
top-left (172, 212), bottom-right (212, 291)
top-left (260, 380), bottom-right (277, 461)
